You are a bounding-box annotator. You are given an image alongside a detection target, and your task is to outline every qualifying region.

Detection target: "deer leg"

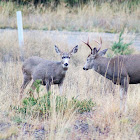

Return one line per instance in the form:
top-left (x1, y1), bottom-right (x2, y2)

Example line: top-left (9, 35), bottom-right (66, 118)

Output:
top-left (120, 87), bottom-right (126, 112)
top-left (46, 81), bottom-right (51, 93)
top-left (20, 74), bottom-right (32, 99)
top-left (120, 77), bottom-right (129, 113)
top-left (27, 81), bottom-right (37, 98)
top-left (58, 82), bottom-right (63, 95)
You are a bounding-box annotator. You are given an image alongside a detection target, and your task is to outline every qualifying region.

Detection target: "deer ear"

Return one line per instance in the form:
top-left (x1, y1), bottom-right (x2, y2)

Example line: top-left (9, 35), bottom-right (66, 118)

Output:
top-left (98, 49), bottom-right (108, 56)
top-left (55, 45), bottom-right (62, 54)
top-left (91, 48), bottom-right (98, 55)
top-left (70, 45), bottom-right (78, 55)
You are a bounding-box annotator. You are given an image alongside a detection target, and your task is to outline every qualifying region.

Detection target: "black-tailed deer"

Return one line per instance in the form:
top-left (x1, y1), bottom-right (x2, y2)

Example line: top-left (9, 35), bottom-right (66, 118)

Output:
top-left (83, 38), bottom-right (140, 112)
top-left (20, 45), bottom-right (78, 99)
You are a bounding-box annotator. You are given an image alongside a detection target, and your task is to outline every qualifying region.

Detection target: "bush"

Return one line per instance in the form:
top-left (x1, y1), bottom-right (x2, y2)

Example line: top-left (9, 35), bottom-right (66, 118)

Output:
top-left (109, 29), bottom-right (133, 57)
top-left (71, 97), bottom-right (95, 114)
top-left (11, 92), bottom-right (96, 118)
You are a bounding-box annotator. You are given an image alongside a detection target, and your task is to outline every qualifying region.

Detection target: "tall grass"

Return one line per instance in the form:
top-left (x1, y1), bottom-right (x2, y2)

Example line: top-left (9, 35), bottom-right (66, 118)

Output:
top-left (0, 30), bottom-right (140, 139)
top-left (0, 1), bottom-right (140, 32)
top-left (2, 0), bottom-right (140, 7)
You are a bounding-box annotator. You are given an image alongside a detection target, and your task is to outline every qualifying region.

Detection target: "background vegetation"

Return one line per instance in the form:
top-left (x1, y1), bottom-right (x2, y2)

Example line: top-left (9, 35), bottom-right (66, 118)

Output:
top-left (0, 0), bottom-right (140, 32)
top-left (1, 0), bottom-right (140, 7)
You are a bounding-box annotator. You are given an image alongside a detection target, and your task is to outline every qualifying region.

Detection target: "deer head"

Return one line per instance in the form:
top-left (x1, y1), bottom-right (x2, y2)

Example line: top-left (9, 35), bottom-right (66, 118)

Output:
top-left (83, 37), bottom-right (108, 70)
top-left (55, 45), bottom-right (78, 69)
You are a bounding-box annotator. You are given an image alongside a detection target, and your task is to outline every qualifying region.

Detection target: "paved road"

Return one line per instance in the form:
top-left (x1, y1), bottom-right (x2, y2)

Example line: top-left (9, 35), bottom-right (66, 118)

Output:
top-left (0, 29), bottom-right (140, 50)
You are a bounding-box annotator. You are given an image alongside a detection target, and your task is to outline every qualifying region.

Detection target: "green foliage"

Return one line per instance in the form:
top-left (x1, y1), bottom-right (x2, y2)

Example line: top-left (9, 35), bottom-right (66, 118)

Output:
top-left (71, 97), bottom-right (95, 114)
top-left (56, 95), bottom-right (68, 112)
top-left (56, 96), bottom-right (96, 114)
top-left (33, 80), bottom-right (42, 93)
top-left (110, 29), bottom-right (133, 56)
top-left (124, 0), bottom-right (140, 10)
top-left (11, 92), bottom-right (95, 118)
top-left (12, 116), bottom-right (23, 124)
top-left (11, 79), bottom-right (95, 118)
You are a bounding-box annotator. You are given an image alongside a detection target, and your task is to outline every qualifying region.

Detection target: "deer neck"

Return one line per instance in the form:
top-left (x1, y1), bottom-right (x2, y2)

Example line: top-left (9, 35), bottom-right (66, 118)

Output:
top-left (94, 57), bottom-right (111, 76)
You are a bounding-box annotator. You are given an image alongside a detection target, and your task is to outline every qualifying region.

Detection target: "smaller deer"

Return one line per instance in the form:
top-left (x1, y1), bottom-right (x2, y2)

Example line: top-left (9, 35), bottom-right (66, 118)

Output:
top-left (82, 38), bottom-right (140, 112)
top-left (20, 45), bottom-right (78, 99)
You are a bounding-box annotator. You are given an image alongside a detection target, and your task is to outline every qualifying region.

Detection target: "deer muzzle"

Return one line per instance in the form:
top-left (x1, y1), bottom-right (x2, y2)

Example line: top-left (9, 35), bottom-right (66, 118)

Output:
top-left (64, 63), bottom-right (68, 66)
top-left (83, 67), bottom-right (88, 70)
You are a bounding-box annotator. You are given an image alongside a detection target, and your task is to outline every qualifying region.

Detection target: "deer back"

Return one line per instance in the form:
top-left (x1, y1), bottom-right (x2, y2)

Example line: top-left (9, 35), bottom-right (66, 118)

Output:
top-left (22, 56), bottom-right (46, 75)
top-left (122, 54), bottom-right (140, 84)
top-left (32, 61), bottom-right (66, 84)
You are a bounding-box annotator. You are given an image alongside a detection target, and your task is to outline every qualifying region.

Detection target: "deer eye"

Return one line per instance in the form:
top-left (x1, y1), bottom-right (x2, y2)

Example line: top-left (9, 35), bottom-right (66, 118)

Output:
top-left (62, 56), bottom-right (65, 59)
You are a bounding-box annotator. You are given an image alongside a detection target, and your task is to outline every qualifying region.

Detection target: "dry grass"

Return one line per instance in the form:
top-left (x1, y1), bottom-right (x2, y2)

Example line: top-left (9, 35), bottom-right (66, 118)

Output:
top-left (0, 2), bottom-right (140, 33)
top-left (0, 30), bottom-right (140, 139)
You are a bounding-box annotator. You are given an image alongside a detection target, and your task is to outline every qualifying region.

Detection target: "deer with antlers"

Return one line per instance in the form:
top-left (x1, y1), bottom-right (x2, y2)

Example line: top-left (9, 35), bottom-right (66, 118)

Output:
top-left (83, 37), bottom-right (140, 112)
top-left (20, 45), bottom-right (78, 99)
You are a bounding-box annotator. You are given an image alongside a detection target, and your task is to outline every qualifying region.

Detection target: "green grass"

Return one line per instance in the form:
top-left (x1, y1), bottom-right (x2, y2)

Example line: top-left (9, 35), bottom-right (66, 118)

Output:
top-left (11, 92), bottom-right (96, 121)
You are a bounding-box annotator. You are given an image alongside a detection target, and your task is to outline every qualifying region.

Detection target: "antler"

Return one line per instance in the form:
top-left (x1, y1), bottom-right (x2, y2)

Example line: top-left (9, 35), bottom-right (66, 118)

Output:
top-left (94, 37), bottom-right (102, 52)
top-left (82, 38), bottom-right (92, 51)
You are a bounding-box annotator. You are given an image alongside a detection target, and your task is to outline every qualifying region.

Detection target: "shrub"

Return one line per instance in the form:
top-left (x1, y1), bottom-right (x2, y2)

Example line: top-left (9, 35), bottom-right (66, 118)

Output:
top-left (11, 92), bottom-right (96, 118)
top-left (71, 97), bottom-right (95, 114)
top-left (109, 29), bottom-right (133, 57)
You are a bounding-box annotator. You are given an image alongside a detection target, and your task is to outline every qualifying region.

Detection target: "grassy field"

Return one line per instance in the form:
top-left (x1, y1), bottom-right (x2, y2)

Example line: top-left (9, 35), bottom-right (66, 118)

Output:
top-left (0, 1), bottom-right (140, 33)
top-left (0, 30), bottom-right (140, 139)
